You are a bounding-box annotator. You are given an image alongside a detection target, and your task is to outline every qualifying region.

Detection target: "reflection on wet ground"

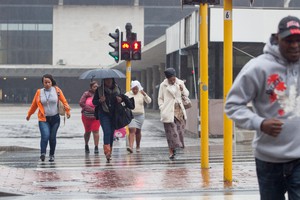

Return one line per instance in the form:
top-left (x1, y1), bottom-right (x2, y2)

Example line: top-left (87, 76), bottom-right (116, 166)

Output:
top-left (0, 106), bottom-right (259, 199)
top-left (0, 144), bottom-right (258, 199)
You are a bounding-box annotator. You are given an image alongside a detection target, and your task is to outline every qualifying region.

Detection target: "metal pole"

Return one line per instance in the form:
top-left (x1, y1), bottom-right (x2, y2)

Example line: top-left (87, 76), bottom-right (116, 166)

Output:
top-left (126, 60), bottom-right (131, 92)
top-left (178, 21), bottom-right (181, 78)
top-left (125, 60), bottom-right (131, 147)
top-left (223, 0), bottom-right (233, 183)
top-left (199, 3), bottom-right (209, 169)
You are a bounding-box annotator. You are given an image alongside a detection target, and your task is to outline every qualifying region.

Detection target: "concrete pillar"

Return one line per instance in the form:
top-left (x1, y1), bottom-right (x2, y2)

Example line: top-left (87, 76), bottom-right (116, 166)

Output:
top-left (134, 71), bottom-right (141, 82)
top-left (152, 65), bottom-right (159, 110)
top-left (140, 70), bottom-right (147, 91)
top-left (159, 63), bottom-right (166, 83)
top-left (146, 68), bottom-right (153, 109)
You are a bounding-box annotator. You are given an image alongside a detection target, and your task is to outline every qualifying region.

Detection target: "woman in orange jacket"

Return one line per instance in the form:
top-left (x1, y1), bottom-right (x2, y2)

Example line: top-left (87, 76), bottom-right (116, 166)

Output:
top-left (26, 74), bottom-right (71, 162)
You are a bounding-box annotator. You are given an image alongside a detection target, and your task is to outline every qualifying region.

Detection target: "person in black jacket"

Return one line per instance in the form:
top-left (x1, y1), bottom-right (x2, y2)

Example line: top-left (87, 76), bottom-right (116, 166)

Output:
top-left (92, 78), bottom-right (123, 162)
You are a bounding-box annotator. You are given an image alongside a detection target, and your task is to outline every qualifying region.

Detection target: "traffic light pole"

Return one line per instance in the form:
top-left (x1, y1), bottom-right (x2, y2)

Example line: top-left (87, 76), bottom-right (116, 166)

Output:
top-left (199, 3), bottom-right (209, 169)
top-left (125, 60), bottom-right (132, 148)
top-left (126, 60), bottom-right (131, 96)
top-left (223, 0), bottom-right (233, 184)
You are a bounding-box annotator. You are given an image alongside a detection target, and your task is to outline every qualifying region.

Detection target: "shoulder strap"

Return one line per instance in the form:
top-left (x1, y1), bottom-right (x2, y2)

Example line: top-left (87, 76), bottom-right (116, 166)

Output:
top-left (54, 86), bottom-right (60, 96)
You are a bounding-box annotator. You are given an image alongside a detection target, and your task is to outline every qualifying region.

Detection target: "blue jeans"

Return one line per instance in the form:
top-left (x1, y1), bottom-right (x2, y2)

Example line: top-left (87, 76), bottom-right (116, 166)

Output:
top-left (38, 114), bottom-right (60, 156)
top-left (256, 158), bottom-right (300, 200)
top-left (99, 112), bottom-right (115, 147)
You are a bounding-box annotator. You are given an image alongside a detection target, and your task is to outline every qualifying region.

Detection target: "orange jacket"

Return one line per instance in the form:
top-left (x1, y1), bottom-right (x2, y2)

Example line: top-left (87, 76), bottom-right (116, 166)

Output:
top-left (27, 86), bottom-right (71, 122)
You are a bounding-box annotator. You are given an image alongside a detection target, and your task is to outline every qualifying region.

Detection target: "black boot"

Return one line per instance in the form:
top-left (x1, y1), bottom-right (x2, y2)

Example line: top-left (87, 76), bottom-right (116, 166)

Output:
top-left (85, 144), bottom-right (90, 153)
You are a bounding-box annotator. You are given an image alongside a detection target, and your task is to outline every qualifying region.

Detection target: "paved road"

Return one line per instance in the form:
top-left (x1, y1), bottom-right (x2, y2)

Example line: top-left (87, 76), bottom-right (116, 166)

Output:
top-left (0, 104), bottom-right (259, 199)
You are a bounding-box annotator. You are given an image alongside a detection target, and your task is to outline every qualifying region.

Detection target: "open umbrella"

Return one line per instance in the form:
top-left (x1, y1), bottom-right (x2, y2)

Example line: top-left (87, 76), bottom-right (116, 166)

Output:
top-left (79, 68), bottom-right (126, 80)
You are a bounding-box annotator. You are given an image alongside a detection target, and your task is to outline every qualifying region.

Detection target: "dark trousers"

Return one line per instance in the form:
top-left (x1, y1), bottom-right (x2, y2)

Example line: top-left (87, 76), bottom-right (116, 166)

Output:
top-left (99, 112), bottom-right (115, 147)
top-left (256, 158), bottom-right (300, 200)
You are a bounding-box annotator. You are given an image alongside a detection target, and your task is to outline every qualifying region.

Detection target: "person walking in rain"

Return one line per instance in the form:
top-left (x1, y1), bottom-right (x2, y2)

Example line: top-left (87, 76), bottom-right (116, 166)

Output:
top-left (158, 68), bottom-right (189, 160)
top-left (92, 78), bottom-right (122, 162)
top-left (26, 74), bottom-right (71, 162)
top-left (225, 16), bottom-right (300, 199)
top-left (125, 80), bottom-right (152, 153)
top-left (79, 81), bottom-right (100, 154)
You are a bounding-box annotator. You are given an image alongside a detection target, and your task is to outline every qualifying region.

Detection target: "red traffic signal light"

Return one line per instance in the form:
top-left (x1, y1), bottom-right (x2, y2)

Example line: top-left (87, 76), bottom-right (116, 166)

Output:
top-left (122, 42), bottom-right (130, 49)
top-left (121, 41), bottom-right (131, 60)
top-left (131, 41), bottom-right (141, 60)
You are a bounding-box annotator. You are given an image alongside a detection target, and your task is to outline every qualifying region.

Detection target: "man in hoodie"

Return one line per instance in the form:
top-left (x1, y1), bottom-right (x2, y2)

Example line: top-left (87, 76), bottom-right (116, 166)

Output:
top-left (225, 16), bottom-right (300, 199)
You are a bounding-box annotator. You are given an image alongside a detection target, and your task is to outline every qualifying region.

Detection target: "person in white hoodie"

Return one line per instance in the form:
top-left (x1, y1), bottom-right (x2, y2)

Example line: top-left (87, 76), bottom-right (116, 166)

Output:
top-left (225, 16), bottom-right (300, 199)
top-left (125, 80), bottom-right (152, 153)
top-left (158, 68), bottom-right (189, 160)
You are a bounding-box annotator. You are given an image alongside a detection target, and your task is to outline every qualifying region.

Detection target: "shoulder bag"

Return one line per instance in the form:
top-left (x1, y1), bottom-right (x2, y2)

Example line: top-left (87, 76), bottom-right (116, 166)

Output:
top-left (182, 95), bottom-right (192, 109)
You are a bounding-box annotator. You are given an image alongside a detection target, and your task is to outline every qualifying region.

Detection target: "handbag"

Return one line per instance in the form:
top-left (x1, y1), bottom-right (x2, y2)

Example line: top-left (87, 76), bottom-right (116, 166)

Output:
top-left (114, 95), bottom-right (135, 129)
top-left (114, 103), bottom-right (134, 129)
top-left (54, 86), bottom-right (67, 116)
top-left (182, 95), bottom-right (192, 109)
top-left (114, 127), bottom-right (126, 138)
top-left (58, 101), bottom-right (66, 116)
top-left (83, 97), bottom-right (96, 119)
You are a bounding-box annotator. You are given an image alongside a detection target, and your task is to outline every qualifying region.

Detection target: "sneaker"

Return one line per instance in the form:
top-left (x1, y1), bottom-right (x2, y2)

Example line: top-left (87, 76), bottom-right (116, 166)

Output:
top-left (94, 146), bottom-right (99, 154)
top-left (136, 147), bottom-right (141, 152)
top-left (40, 154), bottom-right (45, 162)
top-left (49, 155), bottom-right (55, 162)
top-left (127, 147), bottom-right (133, 153)
top-left (85, 144), bottom-right (90, 153)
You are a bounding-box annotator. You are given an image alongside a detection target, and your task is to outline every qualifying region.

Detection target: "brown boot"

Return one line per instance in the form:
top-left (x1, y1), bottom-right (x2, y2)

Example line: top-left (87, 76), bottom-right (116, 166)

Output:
top-left (103, 144), bottom-right (111, 162)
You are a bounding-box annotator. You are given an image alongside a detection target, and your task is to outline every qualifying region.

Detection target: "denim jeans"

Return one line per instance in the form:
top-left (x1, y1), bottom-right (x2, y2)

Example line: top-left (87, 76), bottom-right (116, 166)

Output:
top-left (99, 112), bottom-right (115, 147)
top-left (38, 114), bottom-right (60, 156)
top-left (255, 158), bottom-right (300, 200)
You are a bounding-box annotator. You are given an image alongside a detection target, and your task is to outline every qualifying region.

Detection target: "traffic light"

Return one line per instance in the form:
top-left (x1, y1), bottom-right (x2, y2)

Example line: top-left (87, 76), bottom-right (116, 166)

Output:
top-left (109, 28), bottom-right (120, 63)
top-left (121, 41), bottom-right (131, 60)
top-left (131, 41), bottom-right (141, 60)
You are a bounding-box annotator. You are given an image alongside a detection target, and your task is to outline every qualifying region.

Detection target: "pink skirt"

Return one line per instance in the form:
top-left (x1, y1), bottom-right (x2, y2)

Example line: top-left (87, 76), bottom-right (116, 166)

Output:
top-left (81, 114), bottom-right (100, 132)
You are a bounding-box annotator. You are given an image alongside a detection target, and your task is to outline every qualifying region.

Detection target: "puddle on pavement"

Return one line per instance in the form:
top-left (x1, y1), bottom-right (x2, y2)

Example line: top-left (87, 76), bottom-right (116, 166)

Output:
top-left (34, 180), bottom-right (84, 187)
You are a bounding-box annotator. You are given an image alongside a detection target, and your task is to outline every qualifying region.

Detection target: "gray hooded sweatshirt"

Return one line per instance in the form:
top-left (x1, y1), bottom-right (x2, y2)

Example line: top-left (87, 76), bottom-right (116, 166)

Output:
top-left (225, 35), bottom-right (300, 163)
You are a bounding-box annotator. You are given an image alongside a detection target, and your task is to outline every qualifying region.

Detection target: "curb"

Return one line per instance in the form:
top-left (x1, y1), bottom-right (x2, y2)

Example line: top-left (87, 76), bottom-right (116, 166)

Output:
top-left (0, 146), bottom-right (37, 151)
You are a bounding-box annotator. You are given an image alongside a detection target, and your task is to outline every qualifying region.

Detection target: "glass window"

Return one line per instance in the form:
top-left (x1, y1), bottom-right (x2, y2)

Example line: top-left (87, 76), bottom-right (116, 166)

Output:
top-left (38, 32), bottom-right (52, 49)
top-left (0, 24), bottom-right (8, 30)
top-left (63, 0), bottom-right (133, 5)
top-left (23, 24), bottom-right (37, 31)
top-left (38, 24), bottom-right (52, 31)
top-left (289, 0), bottom-right (300, 7)
top-left (0, 30), bottom-right (8, 49)
top-left (38, 50), bottom-right (52, 64)
top-left (8, 31), bottom-right (22, 49)
top-left (0, 50), bottom-right (7, 64)
top-left (8, 24), bottom-right (21, 31)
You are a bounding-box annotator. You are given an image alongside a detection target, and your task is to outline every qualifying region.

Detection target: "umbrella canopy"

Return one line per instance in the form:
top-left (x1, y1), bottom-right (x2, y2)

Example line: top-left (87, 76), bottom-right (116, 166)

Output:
top-left (79, 68), bottom-right (126, 80)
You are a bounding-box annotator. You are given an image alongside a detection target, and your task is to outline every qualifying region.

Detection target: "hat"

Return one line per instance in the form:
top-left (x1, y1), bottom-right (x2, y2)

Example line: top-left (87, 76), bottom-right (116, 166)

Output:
top-left (278, 16), bottom-right (300, 38)
top-left (164, 68), bottom-right (176, 78)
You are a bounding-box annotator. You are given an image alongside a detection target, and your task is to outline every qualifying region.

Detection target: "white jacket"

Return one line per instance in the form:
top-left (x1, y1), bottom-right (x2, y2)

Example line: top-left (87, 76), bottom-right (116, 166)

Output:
top-left (125, 91), bottom-right (152, 115)
top-left (158, 78), bottom-right (189, 123)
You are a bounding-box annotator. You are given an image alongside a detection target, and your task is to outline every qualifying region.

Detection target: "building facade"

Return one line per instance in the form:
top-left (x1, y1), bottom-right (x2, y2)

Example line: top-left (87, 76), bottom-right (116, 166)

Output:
top-left (1, 0), bottom-right (300, 104)
top-left (0, 0), bottom-right (195, 103)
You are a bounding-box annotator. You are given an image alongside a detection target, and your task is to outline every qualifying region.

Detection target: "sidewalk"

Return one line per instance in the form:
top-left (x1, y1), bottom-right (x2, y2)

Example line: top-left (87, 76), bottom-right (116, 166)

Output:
top-left (0, 105), bottom-right (259, 199)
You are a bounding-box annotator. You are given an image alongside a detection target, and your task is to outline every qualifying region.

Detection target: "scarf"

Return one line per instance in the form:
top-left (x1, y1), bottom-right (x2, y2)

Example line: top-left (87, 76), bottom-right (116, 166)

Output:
top-left (99, 84), bottom-right (120, 113)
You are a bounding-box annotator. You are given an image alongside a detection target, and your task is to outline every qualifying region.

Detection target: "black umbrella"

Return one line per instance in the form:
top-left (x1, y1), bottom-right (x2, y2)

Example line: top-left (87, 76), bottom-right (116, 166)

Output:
top-left (79, 68), bottom-right (126, 80)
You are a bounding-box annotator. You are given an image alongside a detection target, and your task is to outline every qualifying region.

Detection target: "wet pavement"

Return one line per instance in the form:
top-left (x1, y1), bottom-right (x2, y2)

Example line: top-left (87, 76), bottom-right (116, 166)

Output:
top-left (0, 104), bottom-right (259, 199)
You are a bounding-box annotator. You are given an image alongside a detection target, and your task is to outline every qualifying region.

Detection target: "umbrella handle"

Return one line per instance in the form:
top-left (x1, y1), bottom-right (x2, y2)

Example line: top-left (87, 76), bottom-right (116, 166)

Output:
top-left (102, 80), bottom-right (104, 96)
